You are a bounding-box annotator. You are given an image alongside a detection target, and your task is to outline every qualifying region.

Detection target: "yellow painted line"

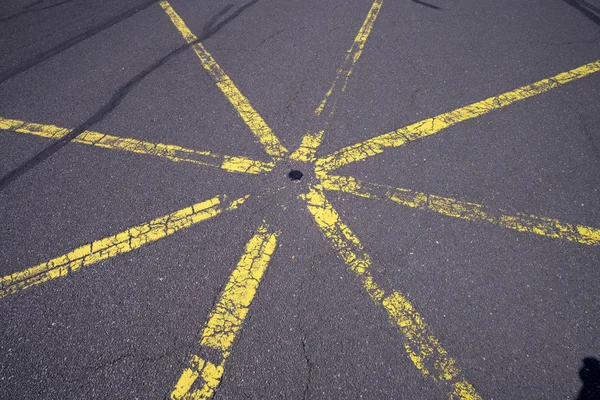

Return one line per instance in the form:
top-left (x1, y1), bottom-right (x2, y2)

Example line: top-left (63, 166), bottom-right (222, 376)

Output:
top-left (160, 1), bottom-right (288, 158)
top-left (302, 187), bottom-right (480, 399)
top-left (0, 117), bottom-right (273, 175)
top-left (316, 59), bottom-right (600, 172)
top-left (290, 0), bottom-right (384, 162)
top-left (171, 223), bottom-right (279, 400)
top-left (321, 174), bottom-right (600, 246)
top-left (0, 195), bottom-right (250, 299)
top-left (289, 129), bottom-right (325, 163)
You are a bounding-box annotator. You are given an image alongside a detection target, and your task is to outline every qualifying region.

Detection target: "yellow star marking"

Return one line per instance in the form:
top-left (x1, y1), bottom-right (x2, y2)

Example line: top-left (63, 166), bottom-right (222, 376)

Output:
top-left (2, 0), bottom-right (600, 399)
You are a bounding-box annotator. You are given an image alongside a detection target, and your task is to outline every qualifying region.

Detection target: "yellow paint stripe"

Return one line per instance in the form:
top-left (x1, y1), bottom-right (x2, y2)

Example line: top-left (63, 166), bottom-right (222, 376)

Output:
top-left (302, 187), bottom-right (480, 399)
top-left (0, 116), bottom-right (274, 175)
top-left (171, 223), bottom-right (279, 400)
top-left (321, 175), bottom-right (600, 246)
top-left (290, 0), bottom-right (383, 162)
top-left (160, 1), bottom-right (288, 158)
top-left (0, 195), bottom-right (250, 299)
top-left (289, 129), bottom-right (325, 163)
top-left (316, 59), bottom-right (600, 172)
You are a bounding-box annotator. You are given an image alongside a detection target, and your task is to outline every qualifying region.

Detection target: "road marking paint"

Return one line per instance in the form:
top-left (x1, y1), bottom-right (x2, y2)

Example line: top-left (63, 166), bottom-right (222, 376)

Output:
top-left (321, 174), bottom-right (600, 246)
top-left (290, 0), bottom-right (384, 162)
top-left (0, 195), bottom-right (249, 299)
top-left (302, 187), bottom-right (480, 399)
top-left (160, 1), bottom-right (288, 158)
top-left (0, 117), bottom-right (274, 174)
top-left (171, 223), bottom-right (279, 400)
top-left (316, 59), bottom-right (600, 172)
top-left (290, 129), bottom-right (325, 163)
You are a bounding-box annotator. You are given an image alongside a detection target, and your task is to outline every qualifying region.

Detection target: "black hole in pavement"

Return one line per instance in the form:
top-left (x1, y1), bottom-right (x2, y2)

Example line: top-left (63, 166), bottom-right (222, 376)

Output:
top-left (288, 170), bottom-right (303, 180)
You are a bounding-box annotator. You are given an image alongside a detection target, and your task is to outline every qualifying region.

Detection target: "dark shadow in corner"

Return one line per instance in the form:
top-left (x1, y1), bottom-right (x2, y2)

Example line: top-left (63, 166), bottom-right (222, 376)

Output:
top-left (563, 0), bottom-right (600, 27)
top-left (412, 0), bottom-right (441, 10)
top-left (0, 0), bottom-right (259, 190)
top-left (577, 357), bottom-right (600, 400)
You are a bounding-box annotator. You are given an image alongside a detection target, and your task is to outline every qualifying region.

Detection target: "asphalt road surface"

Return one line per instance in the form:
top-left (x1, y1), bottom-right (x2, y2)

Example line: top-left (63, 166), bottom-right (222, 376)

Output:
top-left (1, 0), bottom-right (600, 399)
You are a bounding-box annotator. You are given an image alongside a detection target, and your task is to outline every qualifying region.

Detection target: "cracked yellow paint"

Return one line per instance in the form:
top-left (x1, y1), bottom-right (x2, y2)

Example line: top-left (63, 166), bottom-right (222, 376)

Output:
top-left (0, 116), bottom-right (274, 174)
top-left (302, 187), bottom-right (480, 399)
top-left (316, 59), bottom-right (600, 172)
top-left (314, 0), bottom-right (383, 118)
top-left (321, 175), bottom-right (600, 246)
top-left (0, 195), bottom-right (249, 299)
top-left (171, 223), bottom-right (279, 400)
top-left (290, 0), bottom-right (384, 162)
top-left (289, 129), bottom-right (324, 162)
top-left (160, 1), bottom-right (288, 158)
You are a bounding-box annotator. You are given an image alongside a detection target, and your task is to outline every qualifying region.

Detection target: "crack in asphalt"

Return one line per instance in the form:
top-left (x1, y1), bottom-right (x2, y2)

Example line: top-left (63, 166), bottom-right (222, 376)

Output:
top-left (0, 0), bottom-right (260, 191)
top-left (55, 336), bottom-right (187, 386)
top-left (300, 334), bottom-right (313, 400)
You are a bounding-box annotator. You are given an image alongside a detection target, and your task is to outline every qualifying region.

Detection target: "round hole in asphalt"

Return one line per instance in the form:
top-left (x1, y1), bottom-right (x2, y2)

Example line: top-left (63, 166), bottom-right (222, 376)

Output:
top-left (288, 170), bottom-right (303, 180)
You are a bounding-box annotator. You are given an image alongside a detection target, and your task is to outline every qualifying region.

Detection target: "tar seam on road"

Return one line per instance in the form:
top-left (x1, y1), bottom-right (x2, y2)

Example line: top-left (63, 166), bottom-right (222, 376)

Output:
top-left (302, 187), bottom-right (481, 399)
top-left (160, 0), bottom-right (289, 159)
top-left (0, 117), bottom-right (274, 174)
top-left (290, 0), bottom-right (384, 162)
top-left (0, 195), bottom-right (249, 299)
top-left (321, 174), bottom-right (600, 246)
top-left (170, 223), bottom-right (279, 400)
top-left (0, 0), bottom-right (259, 190)
top-left (315, 59), bottom-right (600, 174)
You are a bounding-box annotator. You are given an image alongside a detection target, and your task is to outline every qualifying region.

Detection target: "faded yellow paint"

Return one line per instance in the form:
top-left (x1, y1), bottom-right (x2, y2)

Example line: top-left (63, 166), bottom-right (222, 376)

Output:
top-left (302, 187), bottom-right (480, 399)
top-left (291, 0), bottom-right (384, 163)
top-left (321, 175), bottom-right (600, 246)
top-left (314, 0), bottom-right (383, 117)
top-left (0, 195), bottom-right (249, 299)
top-left (0, 116), bottom-right (274, 174)
top-left (160, 1), bottom-right (288, 158)
top-left (171, 223), bottom-right (279, 399)
top-left (316, 59), bottom-right (600, 172)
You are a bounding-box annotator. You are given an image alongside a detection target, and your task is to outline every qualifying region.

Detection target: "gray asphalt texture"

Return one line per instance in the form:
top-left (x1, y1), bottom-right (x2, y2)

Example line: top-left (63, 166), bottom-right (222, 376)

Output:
top-left (1, 0), bottom-right (599, 398)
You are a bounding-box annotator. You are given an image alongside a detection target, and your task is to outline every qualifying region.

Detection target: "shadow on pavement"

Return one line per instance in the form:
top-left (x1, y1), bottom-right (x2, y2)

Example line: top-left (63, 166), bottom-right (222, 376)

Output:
top-left (411, 0), bottom-right (441, 10)
top-left (577, 357), bottom-right (600, 400)
top-left (563, 0), bottom-right (600, 26)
